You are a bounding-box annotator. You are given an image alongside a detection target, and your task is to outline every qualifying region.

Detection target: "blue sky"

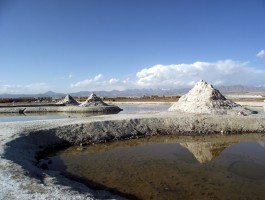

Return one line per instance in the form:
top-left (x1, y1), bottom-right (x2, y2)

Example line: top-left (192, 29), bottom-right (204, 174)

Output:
top-left (0, 0), bottom-right (265, 94)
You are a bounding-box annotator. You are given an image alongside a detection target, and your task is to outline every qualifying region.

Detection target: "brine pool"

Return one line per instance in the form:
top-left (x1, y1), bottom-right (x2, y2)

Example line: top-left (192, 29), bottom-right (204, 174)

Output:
top-left (40, 134), bottom-right (265, 200)
top-left (0, 103), bottom-right (172, 122)
top-left (0, 103), bottom-right (263, 122)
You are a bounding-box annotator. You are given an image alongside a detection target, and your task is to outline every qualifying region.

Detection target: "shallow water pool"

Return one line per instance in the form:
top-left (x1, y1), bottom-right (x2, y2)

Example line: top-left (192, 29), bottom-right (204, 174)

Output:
top-left (0, 103), bottom-right (263, 122)
top-left (41, 134), bottom-right (265, 200)
top-left (0, 103), bottom-right (172, 122)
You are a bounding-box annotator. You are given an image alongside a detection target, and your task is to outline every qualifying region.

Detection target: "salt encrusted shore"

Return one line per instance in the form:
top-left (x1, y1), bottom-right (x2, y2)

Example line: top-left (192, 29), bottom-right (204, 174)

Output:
top-left (0, 93), bottom-right (122, 114)
top-left (1, 112), bottom-right (265, 199)
top-left (0, 105), bottom-right (122, 113)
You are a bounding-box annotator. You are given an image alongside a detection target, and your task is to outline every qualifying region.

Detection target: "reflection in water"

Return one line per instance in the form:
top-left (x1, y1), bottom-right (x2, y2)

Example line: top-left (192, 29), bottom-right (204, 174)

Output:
top-left (0, 113), bottom-right (68, 122)
top-left (180, 142), bottom-right (230, 163)
top-left (257, 141), bottom-right (265, 147)
top-left (0, 103), bottom-right (263, 122)
top-left (0, 103), bottom-right (171, 122)
top-left (116, 103), bottom-right (172, 114)
top-left (41, 134), bottom-right (265, 200)
top-left (0, 113), bottom-right (83, 122)
top-left (0, 111), bottom-right (120, 122)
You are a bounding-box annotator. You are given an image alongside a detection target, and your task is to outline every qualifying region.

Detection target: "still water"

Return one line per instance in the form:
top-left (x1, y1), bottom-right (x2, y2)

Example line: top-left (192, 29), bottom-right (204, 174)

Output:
top-left (116, 103), bottom-right (172, 114)
top-left (0, 113), bottom-right (69, 122)
top-left (41, 134), bottom-right (265, 200)
top-left (0, 103), bottom-right (263, 122)
top-left (0, 103), bottom-right (172, 122)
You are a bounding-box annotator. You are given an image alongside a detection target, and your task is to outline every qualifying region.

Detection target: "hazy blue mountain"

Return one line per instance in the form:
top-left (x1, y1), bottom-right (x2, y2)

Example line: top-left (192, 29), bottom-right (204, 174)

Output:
top-left (0, 85), bottom-right (264, 98)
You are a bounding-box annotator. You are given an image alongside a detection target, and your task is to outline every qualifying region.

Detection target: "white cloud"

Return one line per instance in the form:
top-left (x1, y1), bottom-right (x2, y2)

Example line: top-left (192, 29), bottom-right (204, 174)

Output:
top-left (94, 74), bottom-right (103, 81)
top-left (109, 78), bottom-right (119, 84)
top-left (136, 60), bottom-right (265, 88)
top-left (70, 74), bottom-right (102, 89)
top-left (70, 79), bottom-right (93, 88)
top-left (71, 74), bottom-right (135, 91)
top-left (2, 60), bottom-right (264, 94)
top-left (0, 83), bottom-right (48, 94)
top-left (70, 74), bottom-right (104, 90)
top-left (256, 49), bottom-right (265, 58)
top-left (70, 60), bottom-right (265, 91)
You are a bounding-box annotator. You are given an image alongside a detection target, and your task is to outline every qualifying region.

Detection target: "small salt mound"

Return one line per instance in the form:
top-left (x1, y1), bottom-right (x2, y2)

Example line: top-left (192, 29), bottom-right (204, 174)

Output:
top-left (169, 80), bottom-right (257, 116)
top-left (79, 93), bottom-right (108, 107)
top-left (57, 94), bottom-right (79, 106)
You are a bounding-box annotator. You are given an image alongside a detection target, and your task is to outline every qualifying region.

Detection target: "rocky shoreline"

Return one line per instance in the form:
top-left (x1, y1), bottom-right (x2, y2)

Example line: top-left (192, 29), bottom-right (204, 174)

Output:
top-left (1, 112), bottom-right (265, 199)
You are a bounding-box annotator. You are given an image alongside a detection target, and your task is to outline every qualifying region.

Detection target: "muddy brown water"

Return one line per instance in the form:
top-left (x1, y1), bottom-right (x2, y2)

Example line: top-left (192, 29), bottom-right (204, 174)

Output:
top-left (40, 134), bottom-right (265, 200)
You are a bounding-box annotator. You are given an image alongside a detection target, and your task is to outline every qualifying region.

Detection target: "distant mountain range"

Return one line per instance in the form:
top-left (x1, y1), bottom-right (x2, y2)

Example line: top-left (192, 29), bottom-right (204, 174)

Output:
top-left (0, 85), bottom-right (265, 98)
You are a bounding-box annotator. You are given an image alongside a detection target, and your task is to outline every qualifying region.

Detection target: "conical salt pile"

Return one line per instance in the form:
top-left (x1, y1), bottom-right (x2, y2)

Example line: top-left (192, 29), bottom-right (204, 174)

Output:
top-left (57, 94), bottom-right (79, 106)
top-left (79, 93), bottom-right (108, 107)
top-left (169, 80), bottom-right (257, 116)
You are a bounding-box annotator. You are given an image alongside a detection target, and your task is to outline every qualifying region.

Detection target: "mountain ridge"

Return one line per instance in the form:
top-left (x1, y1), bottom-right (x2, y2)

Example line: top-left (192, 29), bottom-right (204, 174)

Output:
top-left (0, 85), bottom-right (265, 98)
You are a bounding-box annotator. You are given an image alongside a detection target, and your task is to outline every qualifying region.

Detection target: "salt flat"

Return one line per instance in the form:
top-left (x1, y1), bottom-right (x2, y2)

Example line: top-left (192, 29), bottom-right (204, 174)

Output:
top-left (0, 111), bottom-right (265, 199)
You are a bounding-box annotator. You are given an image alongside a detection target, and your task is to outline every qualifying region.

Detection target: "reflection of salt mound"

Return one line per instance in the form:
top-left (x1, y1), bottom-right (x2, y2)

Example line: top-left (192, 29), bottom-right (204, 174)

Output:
top-left (257, 141), bottom-right (265, 148)
top-left (79, 93), bottom-right (108, 107)
top-left (169, 80), bottom-right (257, 116)
top-left (180, 142), bottom-right (229, 163)
top-left (57, 94), bottom-right (79, 106)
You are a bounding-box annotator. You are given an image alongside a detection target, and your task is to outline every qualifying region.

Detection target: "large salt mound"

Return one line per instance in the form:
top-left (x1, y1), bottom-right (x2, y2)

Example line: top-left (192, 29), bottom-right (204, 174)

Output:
top-left (169, 80), bottom-right (257, 116)
top-left (57, 94), bottom-right (79, 106)
top-left (79, 93), bottom-right (109, 107)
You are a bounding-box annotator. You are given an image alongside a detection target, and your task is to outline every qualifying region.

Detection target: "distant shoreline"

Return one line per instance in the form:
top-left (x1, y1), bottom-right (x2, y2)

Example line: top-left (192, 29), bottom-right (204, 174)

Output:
top-left (1, 94), bottom-right (265, 105)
